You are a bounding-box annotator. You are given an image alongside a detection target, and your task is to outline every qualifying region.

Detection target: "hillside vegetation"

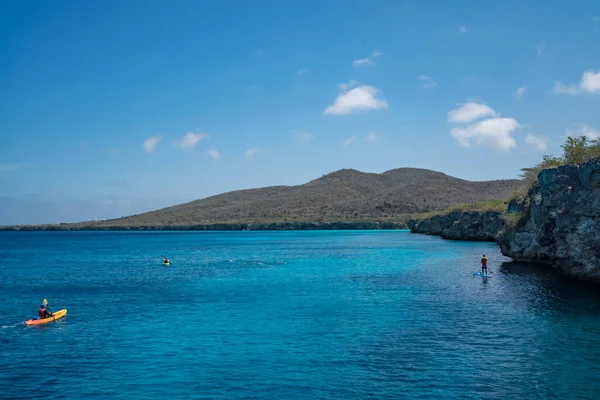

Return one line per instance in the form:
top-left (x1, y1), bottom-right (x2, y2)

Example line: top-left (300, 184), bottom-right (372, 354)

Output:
top-left (410, 136), bottom-right (600, 228)
top-left (410, 198), bottom-right (510, 220)
top-left (53, 167), bottom-right (525, 229)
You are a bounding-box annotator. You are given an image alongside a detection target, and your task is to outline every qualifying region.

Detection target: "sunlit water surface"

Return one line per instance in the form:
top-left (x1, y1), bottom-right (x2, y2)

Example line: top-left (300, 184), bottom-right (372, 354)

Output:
top-left (1, 231), bottom-right (600, 399)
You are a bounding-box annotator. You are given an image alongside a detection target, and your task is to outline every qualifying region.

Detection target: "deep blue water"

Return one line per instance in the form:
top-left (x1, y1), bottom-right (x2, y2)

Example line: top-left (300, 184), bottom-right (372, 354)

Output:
top-left (2, 230), bottom-right (600, 399)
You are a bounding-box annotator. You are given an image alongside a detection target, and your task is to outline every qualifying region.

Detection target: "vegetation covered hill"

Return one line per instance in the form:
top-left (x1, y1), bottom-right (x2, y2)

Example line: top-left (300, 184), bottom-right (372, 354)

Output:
top-left (49, 167), bottom-right (525, 229)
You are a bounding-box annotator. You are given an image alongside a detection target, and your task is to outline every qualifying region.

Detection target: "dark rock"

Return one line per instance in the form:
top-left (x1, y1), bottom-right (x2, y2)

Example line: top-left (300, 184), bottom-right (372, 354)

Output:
top-left (498, 160), bottom-right (600, 283)
top-left (507, 198), bottom-right (526, 213)
top-left (409, 211), bottom-right (504, 241)
top-left (409, 160), bottom-right (600, 283)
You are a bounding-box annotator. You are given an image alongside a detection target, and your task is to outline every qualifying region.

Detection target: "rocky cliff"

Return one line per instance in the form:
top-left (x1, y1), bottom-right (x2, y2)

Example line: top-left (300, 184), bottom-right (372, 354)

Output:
top-left (408, 211), bottom-right (504, 241)
top-left (498, 160), bottom-right (600, 282)
top-left (409, 160), bottom-right (600, 283)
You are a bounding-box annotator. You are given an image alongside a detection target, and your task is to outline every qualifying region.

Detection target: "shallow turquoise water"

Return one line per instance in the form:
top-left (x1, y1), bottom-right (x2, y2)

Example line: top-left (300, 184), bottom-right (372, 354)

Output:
top-left (1, 230), bottom-right (600, 399)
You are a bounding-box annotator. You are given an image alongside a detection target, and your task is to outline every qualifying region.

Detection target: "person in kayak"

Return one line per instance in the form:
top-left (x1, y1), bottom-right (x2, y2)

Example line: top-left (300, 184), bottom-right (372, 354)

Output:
top-left (163, 257), bottom-right (170, 264)
top-left (481, 255), bottom-right (488, 275)
top-left (38, 303), bottom-right (53, 319)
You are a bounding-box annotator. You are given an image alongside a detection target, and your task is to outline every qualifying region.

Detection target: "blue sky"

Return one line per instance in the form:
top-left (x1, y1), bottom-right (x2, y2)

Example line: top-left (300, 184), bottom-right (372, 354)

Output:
top-left (1, 0), bottom-right (599, 224)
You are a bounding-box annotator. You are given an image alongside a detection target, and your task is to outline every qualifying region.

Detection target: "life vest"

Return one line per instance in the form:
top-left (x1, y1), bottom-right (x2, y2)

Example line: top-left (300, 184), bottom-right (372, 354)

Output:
top-left (39, 308), bottom-right (47, 319)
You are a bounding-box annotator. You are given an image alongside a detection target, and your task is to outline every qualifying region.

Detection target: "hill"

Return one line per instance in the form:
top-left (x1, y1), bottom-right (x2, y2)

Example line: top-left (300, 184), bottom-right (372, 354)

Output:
top-left (24, 167), bottom-right (525, 230)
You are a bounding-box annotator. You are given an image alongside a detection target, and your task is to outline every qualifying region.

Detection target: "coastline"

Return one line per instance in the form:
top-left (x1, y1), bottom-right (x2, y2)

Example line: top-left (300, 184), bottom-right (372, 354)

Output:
top-left (0, 221), bottom-right (407, 232)
top-left (407, 160), bottom-right (600, 284)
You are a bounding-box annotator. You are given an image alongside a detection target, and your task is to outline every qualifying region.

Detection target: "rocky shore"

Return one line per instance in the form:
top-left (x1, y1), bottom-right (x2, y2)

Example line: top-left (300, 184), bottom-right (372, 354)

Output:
top-left (0, 221), bottom-right (406, 231)
top-left (409, 160), bottom-right (600, 283)
top-left (499, 160), bottom-right (600, 282)
top-left (407, 211), bottom-right (504, 241)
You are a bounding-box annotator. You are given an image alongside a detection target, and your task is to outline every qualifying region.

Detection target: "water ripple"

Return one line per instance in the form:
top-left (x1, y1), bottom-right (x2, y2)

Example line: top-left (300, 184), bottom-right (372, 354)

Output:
top-left (1, 231), bottom-right (600, 399)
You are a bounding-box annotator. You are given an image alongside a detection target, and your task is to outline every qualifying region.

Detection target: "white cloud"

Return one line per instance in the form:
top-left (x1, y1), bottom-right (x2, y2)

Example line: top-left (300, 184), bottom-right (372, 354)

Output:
top-left (566, 124), bottom-right (600, 140)
top-left (351, 50), bottom-right (383, 67)
top-left (536, 41), bottom-right (547, 57)
top-left (365, 132), bottom-right (380, 143)
top-left (177, 132), bottom-right (209, 150)
top-left (337, 80), bottom-right (358, 91)
top-left (447, 102), bottom-right (497, 123)
top-left (581, 70), bottom-right (600, 92)
top-left (458, 25), bottom-right (467, 33)
top-left (343, 136), bottom-right (357, 146)
top-left (525, 134), bottom-right (548, 151)
top-left (246, 147), bottom-right (259, 161)
top-left (553, 82), bottom-right (580, 95)
top-left (515, 86), bottom-right (526, 99)
top-left (450, 117), bottom-right (519, 151)
top-left (204, 149), bottom-right (221, 160)
top-left (143, 136), bottom-right (162, 153)
top-left (554, 70), bottom-right (600, 95)
top-left (448, 101), bottom-right (520, 151)
top-left (324, 82), bottom-right (388, 115)
top-left (297, 69), bottom-right (308, 76)
top-left (352, 58), bottom-right (373, 67)
top-left (418, 75), bottom-right (437, 88)
top-left (294, 131), bottom-right (314, 142)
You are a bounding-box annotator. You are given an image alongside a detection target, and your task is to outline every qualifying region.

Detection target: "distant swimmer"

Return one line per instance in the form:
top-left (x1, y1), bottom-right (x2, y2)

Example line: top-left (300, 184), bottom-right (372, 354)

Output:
top-left (481, 255), bottom-right (488, 275)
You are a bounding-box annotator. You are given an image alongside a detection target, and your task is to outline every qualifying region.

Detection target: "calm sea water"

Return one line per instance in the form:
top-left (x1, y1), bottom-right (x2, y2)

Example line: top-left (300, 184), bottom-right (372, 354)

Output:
top-left (1, 230), bottom-right (600, 399)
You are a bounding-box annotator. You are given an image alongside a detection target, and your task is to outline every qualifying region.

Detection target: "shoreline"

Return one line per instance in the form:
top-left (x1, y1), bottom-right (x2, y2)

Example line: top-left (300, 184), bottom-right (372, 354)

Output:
top-left (0, 221), bottom-right (408, 232)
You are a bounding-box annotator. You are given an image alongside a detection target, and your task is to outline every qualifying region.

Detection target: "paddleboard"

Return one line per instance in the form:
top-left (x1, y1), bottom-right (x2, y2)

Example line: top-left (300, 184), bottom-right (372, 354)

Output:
top-left (474, 272), bottom-right (491, 277)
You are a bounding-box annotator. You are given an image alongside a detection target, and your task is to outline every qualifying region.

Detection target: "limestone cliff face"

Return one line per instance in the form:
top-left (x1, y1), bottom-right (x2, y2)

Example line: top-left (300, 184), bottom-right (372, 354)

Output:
top-left (408, 211), bottom-right (504, 241)
top-left (497, 160), bottom-right (600, 282)
top-left (409, 160), bottom-right (600, 282)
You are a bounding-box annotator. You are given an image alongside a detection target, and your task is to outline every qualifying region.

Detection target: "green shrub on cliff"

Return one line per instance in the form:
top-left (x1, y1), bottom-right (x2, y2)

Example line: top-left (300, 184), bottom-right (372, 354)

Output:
top-left (519, 155), bottom-right (564, 187)
top-left (562, 136), bottom-right (600, 164)
top-left (512, 135), bottom-right (600, 201)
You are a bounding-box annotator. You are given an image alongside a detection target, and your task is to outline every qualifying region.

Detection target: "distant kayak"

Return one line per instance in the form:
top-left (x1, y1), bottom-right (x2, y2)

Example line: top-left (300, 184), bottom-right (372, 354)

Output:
top-left (474, 272), bottom-right (491, 277)
top-left (25, 309), bottom-right (67, 326)
top-left (163, 262), bottom-right (171, 266)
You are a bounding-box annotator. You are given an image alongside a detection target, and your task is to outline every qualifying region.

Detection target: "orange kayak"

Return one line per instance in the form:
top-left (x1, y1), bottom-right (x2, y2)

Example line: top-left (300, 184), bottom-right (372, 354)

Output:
top-left (25, 309), bottom-right (67, 326)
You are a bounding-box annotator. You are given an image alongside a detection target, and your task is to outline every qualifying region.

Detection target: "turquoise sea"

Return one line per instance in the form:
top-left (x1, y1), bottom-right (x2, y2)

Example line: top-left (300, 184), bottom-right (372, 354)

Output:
top-left (1, 230), bottom-right (600, 399)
